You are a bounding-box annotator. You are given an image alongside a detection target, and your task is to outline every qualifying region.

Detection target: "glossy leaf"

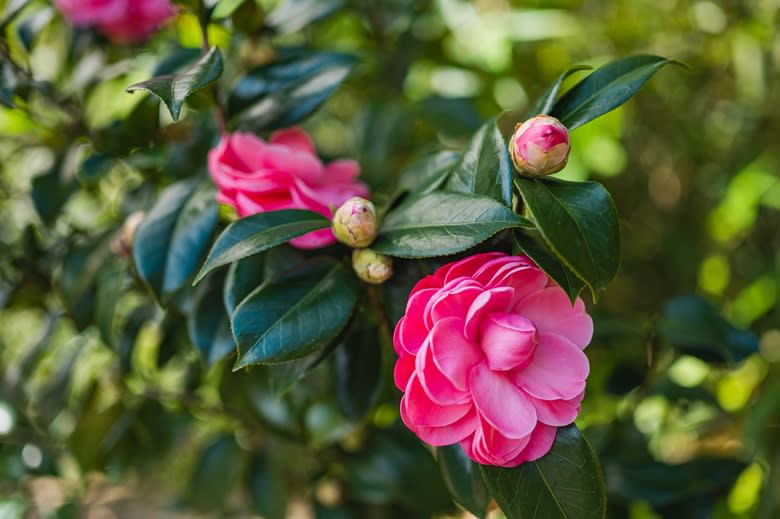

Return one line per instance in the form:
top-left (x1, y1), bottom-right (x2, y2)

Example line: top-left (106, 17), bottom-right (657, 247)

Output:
top-left (232, 258), bottom-right (358, 368)
top-left (515, 177), bottom-right (619, 299)
top-left (481, 424), bottom-right (606, 519)
top-left (266, 0), bottom-right (344, 35)
top-left (438, 445), bottom-right (490, 518)
top-left (230, 51), bottom-right (357, 132)
top-left (446, 119), bottom-right (513, 207)
top-left (133, 179), bottom-right (219, 303)
top-left (526, 65), bottom-right (593, 118)
top-left (659, 295), bottom-right (758, 363)
top-left (373, 191), bottom-right (533, 258)
top-left (194, 209), bottom-right (330, 284)
top-left (397, 150), bottom-right (459, 196)
top-left (127, 47), bottom-right (223, 121)
top-left (551, 55), bottom-right (680, 130)
top-left (31, 154), bottom-right (76, 225)
top-left (188, 271), bottom-right (235, 365)
top-left (223, 253), bottom-right (266, 316)
top-left (333, 325), bottom-right (383, 421)
top-left (514, 229), bottom-right (585, 302)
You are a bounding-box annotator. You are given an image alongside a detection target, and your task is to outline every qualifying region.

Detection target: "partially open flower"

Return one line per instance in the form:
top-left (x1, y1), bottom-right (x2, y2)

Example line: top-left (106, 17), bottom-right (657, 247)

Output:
top-left (352, 249), bottom-right (393, 285)
top-left (509, 115), bottom-right (570, 177)
top-left (332, 197), bottom-right (378, 248)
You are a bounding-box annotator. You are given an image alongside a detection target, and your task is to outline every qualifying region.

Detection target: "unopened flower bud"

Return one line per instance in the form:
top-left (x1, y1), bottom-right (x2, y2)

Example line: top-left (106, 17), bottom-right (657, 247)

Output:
top-left (111, 211), bottom-right (145, 258)
top-left (332, 197), bottom-right (378, 248)
top-left (352, 249), bottom-right (392, 285)
top-left (509, 115), bottom-right (570, 177)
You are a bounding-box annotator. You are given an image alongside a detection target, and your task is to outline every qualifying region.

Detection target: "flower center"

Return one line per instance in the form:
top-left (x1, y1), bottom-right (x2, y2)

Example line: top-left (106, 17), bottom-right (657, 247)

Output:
top-left (479, 312), bottom-right (537, 372)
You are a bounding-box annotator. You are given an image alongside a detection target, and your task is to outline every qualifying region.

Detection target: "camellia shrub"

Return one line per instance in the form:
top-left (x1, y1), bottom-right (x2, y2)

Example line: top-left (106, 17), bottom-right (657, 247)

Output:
top-left (1, 1), bottom-right (773, 518)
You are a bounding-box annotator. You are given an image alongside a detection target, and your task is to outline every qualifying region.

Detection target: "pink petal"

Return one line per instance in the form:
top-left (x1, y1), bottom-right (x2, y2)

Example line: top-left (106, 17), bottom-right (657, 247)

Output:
top-left (480, 312), bottom-right (537, 371)
top-left (270, 127), bottom-right (316, 154)
top-left (417, 338), bottom-right (471, 405)
top-left (505, 422), bottom-right (557, 466)
top-left (220, 132), bottom-right (268, 172)
top-left (470, 363), bottom-right (536, 439)
top-left (471, 255), bottom-right (531, 285)
top-left (473, 416), bottom-right (531, 466)
top-left (442, 252), bottom-right (506, 283)
top-left (463, 287), bottom-right (515, 340)
top-left (288, 228), bottom-right (336, 249)
top-left (532, 391), bottom-right (583, 426)
top-left (393, 352), bottom-right (415, 391)
top-left (395, 289), bottom-right (438, 355)
top-left (428, 317), bottom-right (483, 391)
top-left (402, 403), bottom-right (477, 446)
top-left (515, 287), bottom-right (593, 349)
top-left (511, 332), bottom-right (589, 401)
top-left (403, 375), bottom-right (472, 427)
top-left (323, 159), bottom-right (361, 183)
top-left (261, 144), bottom-right (324, 184)
top-left (426, 280), bottom-right (482, 326)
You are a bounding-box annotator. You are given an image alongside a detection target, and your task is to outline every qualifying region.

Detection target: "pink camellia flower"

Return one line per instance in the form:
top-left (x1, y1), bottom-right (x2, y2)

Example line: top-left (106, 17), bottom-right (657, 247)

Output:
top-left (509, 115), bottom-right (570, 177)
top-left (53, 0), bottom-right (175, 43)
top-left (393, 252), bottom-right (593, 467)
top-left (208, 129), bottom-right (370, 249)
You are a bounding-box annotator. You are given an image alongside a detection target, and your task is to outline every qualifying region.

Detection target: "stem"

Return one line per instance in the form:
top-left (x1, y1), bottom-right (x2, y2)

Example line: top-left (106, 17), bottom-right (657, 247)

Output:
top-left (198, 15), bottom-right (227, 134)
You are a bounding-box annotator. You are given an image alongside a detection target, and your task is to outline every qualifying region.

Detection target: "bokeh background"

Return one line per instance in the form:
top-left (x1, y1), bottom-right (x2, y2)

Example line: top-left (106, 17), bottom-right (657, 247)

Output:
top-left (1, 0), bottom-right (779, 517)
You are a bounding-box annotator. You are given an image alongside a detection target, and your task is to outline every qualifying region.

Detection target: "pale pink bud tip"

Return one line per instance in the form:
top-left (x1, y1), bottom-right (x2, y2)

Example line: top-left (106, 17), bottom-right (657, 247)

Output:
top-left (332, 197), bottom-right (378, 248)
top-left (509, 115), bottom-right (570, 177)
top-left (352, 249), bottom-right (393, 284)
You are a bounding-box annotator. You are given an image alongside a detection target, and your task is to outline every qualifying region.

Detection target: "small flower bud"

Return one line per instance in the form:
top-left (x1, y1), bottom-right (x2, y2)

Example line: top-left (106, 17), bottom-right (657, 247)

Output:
top-left (111, 211), bottom-right (145, 258)
top-left (332, 197), bottom-right (378, 248)
top-left (509, 115), bottom-right (570, 177)
top-left (352, 249), bottom-right (393, 285)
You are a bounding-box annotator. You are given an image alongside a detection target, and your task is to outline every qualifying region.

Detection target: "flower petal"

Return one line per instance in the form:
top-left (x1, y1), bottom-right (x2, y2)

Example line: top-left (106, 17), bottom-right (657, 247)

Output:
top-left (473, 416), bottom-right (531, 466)
top-left (463, 287), bottom-right (514, 340)
top-left (515, 287), bottom-right (593, 349)
top-left (403, 375), bottom-right (472, 427)
top-left (470, 363), bottom-right (536, 439)
top-left (288, 228), bottom-right (336, 249)
top-left (417, 337), bottom-right (471, 405)
top-left (393, 352), bottom-right (415, 391)
top-left (480, 312), bottom-right (537, 371)
top-left (402, 403), bottom-right (477, 446)
top-left (323, 159), bottom-right (361, 183)
top-left (532, 391), bottom-right (583, 426)
top-left (442, 252), bottom-right (506, 283)
top-left (428, 317), bottom-right (482, 391)
top-left (511, 332), bottom-right (589, 401)
top-left (506, 422), bottom-right (557, 465)
top-left (261, 144), bottom-right (324, 184)
top-left (270, 127), bottom-right (316, 154)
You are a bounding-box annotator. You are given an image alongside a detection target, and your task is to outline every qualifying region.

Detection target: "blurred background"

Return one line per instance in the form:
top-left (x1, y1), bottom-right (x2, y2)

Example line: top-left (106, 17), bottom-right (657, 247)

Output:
top-left (1, 0), bottom-right (779, 517)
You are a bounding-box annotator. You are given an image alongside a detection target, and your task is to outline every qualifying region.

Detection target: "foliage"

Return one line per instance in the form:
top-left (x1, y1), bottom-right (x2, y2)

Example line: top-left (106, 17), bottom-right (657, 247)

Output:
top-left (1, 0), bottom-right (778, 517)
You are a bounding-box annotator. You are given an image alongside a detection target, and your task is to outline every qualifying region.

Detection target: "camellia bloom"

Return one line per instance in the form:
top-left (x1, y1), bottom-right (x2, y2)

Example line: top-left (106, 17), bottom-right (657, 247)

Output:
top-left (53, 0), bottom-right (175, 43)
top-left (393, 252), bottom-right (592, 467)
top-left (208, 129), bottom-right (369, 249)
top-left (509, 115), bottom-right (570, 177)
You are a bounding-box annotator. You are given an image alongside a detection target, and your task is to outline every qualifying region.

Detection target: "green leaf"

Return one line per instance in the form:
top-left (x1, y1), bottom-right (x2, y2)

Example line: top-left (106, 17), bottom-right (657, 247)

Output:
top-left (232, 258), bottom-right (358, 368)
top-left (133, 179), bottom-right (219, 303)
top-left (127, 47), bottom-right (223, 121)
top-left (246, 451), bottom-right (288, 519)
top-left (211, 0), bottom-right (246, 18)
top-left (188, 271), bottom-right (235, 365)
top-left (373, 191), bottom-right (533, 259)
top-left (333, 325), bottom-right (383, 421)
top-left (95, 261), bottom-right (126, 346)
top-left (0, 0), bottom-right (29, 30)
top-left (266, 0), bottom-right (344, 35)
top-left (438, 445), bottom-right (491, 519)
top-left (659, 295), bottom-right (758, 363)
top-left (397, 150), bottom-right (460, 196)
top-left (194, 209), bottom-right (330, 284)
top-left (186, 436), bottom-right (244, 511)
top-left (230, 51), bottom-right (357, 132)
top-left (526, 65), bottom-right (593, 118)
top-left (223, 253), bottom-right (266, 316)
top-left (550, 55), bottom-right (680, 130)
top-left (31, 154), bottom-right (76, 225)
top-left (515, 177), bottom-right (619, 299)
top-left (514, 229), bottom-right (585, 302)
top-left (446, 119), bottom-right (513, 207)
top-left (481, 424), bottom-right (606, 519)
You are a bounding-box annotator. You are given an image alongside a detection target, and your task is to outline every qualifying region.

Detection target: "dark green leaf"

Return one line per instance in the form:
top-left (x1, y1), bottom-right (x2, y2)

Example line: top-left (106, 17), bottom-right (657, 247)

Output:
top-left (659, 295), bottom-right (758, 363)
top-left (31, 154), bottom-right (76, 225)
top-left (526, 65), bottom-right (593, 118)
top-left (212, 0), bottom-right (246, 19)
top-left (514, 229), bottom-right (585, 302)
top-left (333, 325), bottom-right (383, 421)
top-left (481, 424), bottom-right (606, 519)
top-left (95, 261), bottom-right (126, 346)
top-left (16, 7), bottom-right (53, 52)
top-left (230, 51), bottom-right (357, 132)
top-left (438, 445), bottom-right (490, 519)
top-left (186, 436), bottom-right (244, 511)
top-left (194, 209), bottom-right (330, 284)
top-left (133, 179), bottom-right (219, 303)
top-left (223, 253), bottom-right (266, 316)
top-left (247, 451), bottom-right (288, 519)
top-left (515, 177), bottom-right (619, 299)
top-left (58, 234), bottom-right (113, 330)
top-left (373, 191), bottom-right (533, 259)
top-left (446, 119), bottom-right (513, 206)
top-left (550, 55), bottom-right (681, 130)
top-left (188, 271), bottom-right (235, 365)
top-left (232, 258), bottom-right (358, 368)
top-left (262, 341), bottom-right (338, 395)
top-left (0, 0), bottom-right (29, 30)
top-left (397, 150), bottom-right (459, 196)
top-left (266, 0), bottom-right (344, 35)
top-left (127, 46), bottom-right (223, 121)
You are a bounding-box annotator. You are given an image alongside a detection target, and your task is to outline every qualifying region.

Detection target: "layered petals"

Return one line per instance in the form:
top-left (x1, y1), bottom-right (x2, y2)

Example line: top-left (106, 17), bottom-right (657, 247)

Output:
top-left (55, 0), bottom-right (174, 42)
top-left (208, 129), bottom-right (369, 249)
top-left (393, 252), bottom-right (593, 467)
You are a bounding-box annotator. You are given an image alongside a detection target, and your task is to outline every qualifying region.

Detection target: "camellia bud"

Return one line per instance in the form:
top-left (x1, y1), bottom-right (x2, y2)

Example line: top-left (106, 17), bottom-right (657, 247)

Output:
top-left (509, 115), bottom-right (570, 177)
top-left (111, 211), bottom-right (145, 258)
top-left (352, 249), bottom-right (393, 285)
top-left (332, 197), bottom-right (378, 248)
